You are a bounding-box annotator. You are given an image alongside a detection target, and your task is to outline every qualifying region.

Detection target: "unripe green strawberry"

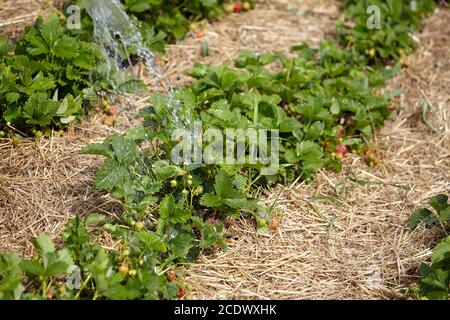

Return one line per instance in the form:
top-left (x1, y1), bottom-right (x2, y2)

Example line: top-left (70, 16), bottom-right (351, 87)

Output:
top-left (135, 221), bottom-right (144, 231)
top-left (257, 219), bottom-right (267, 228)
top-left (128, 269), bottom-right (137, 277)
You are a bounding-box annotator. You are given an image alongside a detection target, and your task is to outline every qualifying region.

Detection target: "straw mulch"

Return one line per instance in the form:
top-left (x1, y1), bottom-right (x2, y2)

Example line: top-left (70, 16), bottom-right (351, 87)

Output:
top-left (0, 0), bottom-right (59, 39)
top-left (0, 0), bottom-right (449, 300)
top-left (161, 0), bottom-right (340, 88)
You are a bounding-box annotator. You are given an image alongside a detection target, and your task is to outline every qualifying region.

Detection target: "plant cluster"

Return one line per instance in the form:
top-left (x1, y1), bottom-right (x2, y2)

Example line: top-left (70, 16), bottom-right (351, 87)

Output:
top-left (337, 0), bottom-right (436, 63)
top-left (0, 13), bottom-right (144, 136)
top-left (0, 212), bottom-right (226, 300)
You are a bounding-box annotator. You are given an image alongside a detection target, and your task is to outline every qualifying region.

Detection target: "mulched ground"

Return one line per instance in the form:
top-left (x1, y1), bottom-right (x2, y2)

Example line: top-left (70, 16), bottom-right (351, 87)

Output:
top-left (0, 0), bottom-right (448, 299)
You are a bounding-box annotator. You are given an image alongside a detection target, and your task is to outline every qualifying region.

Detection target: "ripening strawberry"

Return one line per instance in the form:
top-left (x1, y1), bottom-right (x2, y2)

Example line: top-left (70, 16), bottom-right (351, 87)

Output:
top-left (242, 2), bottom-right (251, 11)
top-left (166, 271), bottom-right (177, 282)
top-left (119, 263), bottom-right (129, 276)
top-left (195, 30), bottom-right (205, 39)
top-left (234, 2), bottom-right (242, 13)
top-left (322, 139), bottom-right (329, 152)
top-left (269, 216), bottom-right (281, 230)
top-left (335, 144), bottom-right (347, 161)
top-left (224, 3), bottom-right (235, 14)
top-left (109, 106), bottom-right (119, 116)
top-left (207, 217), bottom-right (217, 225)
top-left (336, 128), bottom-right (344, 138)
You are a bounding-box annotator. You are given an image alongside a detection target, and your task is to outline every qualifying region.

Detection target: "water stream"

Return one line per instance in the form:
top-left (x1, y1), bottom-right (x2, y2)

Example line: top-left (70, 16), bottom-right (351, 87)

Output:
top-left (81, 0), bottom-right (182, 124)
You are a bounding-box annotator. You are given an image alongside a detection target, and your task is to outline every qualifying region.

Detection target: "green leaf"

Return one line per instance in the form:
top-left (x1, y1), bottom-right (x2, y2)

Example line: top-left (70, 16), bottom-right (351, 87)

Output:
top-left (159, 195), bottom-right (191, 224)
top-left (80, 141), bottom-right (113, 159)
top-left (85, 213), bottom-right (108, 226)
top-left (45, 248), bottom-right (74, 276)
top-left (0, 37), bottom-right (13, 57)
top-left (138, 231), bottom-right (167, 253)
top-left (199, 221), bottom-right (226, 249)
top-left (438, 207), bottom-right (450, 223)
top-left (33, 234), bottom-right (55, 254)
top-left (39, 14), bottom-right (63, 50)
top-left (22, 93), bottom-right (59, 126)
top-left (429, 194), bottom-right (449, 213)
top-left (93, 159), bottom-right (130, 191)
top-left (169, 231), bottom-right (195, 259)
top-left (215, 170), bottom-right (244, 200)
top-left (25, 29), bottom-right (49, 56)
top-left (432, 236), bottom-right (450, 264)
top-left (0, 253), bottom-right (25, 300)
top-left (21, 260), bottom-right (45, 277)
top-left (153, 160), bottom-right (185, 181)
top-left (200, 193), bottom-right (224, 208)
top-left (53, 35), bottom-right (79, 59)
top-left (409, 208), bottom-right (435, 229)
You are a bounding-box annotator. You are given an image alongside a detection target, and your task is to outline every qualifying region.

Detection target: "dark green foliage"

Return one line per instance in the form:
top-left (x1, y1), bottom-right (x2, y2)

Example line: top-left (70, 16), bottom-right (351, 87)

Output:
top-left (0, 13), bottom-right (145, 135)
top-left (409, 194), bottom-right (450, 300)
top-left (337, 0), bottom-right (436, 62)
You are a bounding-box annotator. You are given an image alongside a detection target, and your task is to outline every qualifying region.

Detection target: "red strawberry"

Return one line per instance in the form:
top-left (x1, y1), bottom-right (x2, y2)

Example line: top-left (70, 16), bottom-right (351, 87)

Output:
top-left (177, 288), bottom-right (187, 299)
top-left (234, 2), bottom-right (242, 13)
top-left (335, 144), bottom-right (347, 160)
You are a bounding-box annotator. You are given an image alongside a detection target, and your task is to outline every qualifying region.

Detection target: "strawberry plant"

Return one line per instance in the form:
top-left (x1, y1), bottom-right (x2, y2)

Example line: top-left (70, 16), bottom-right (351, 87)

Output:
top-left (410, 194), bottom-right (450, 229)
top-left (185, 41), bottom-right (395, 182)
top-left (0, 13), bottom-right (145, 135)
top-left (417, 235), bottom-right (450, 300)
top-left (337, 0), bottom-right (436, 63)
top-left (0, 210), bottom-right (228, 300)
top-left (409, 194), bottom-right (450, 300)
